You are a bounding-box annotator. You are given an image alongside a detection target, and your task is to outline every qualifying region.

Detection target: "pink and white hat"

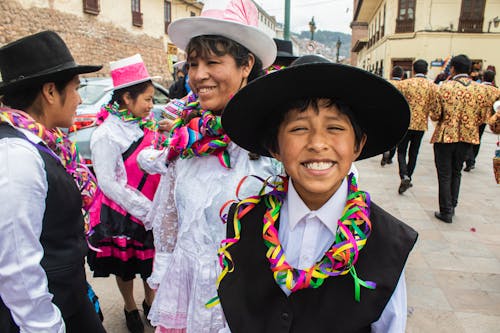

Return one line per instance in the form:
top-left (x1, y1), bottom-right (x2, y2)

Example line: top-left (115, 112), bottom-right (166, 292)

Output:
top-left (167, 0), bottom-right (277, 69)
top-left (110, 54), bottom-right (151, 90)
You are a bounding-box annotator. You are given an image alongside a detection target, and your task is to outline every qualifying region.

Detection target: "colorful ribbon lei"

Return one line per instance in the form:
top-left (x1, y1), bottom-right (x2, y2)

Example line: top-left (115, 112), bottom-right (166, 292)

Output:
top-left (163, 94), bottom-right (231, 168)
top-left (96, 101), bottom-right (164, 147)
top-left (215, 172), bottom-right (376, 303)
top-left (0, 108), bottom-right (98, 230)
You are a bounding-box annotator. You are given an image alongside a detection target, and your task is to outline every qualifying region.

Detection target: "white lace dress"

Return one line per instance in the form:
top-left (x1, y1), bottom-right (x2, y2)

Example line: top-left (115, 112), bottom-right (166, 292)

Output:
top-left (144, 143), bottom-right (282, 332)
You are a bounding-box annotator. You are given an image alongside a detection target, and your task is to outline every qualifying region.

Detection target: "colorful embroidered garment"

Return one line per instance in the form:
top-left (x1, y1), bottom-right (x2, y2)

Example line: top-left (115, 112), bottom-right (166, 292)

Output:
top-left (216, 173), bottom-right (376, 302)
top-left (398, 76), bottom-right (438, 131)
top-left (163, 93), bottom-right (231, 168)
top-left (0, 108), bottom-right (98, 223)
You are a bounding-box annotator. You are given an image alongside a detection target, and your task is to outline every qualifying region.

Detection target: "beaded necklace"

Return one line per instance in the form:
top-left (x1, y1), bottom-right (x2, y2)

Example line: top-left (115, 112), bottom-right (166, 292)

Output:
top-left (0, 108), bottom-right (98, 225)
top-left (216, 173), bottom-right (376, 302)
top-left (163, 94), bottom-right (231, 168)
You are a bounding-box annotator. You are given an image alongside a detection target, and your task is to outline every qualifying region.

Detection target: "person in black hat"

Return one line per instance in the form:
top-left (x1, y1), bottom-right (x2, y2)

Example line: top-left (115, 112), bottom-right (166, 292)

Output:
top-left (0, 31), bottom-right (106, 332)
top-left (216, 55), bottom-right (418, 333)
top-left (266, 38), bottom-right (298, 73)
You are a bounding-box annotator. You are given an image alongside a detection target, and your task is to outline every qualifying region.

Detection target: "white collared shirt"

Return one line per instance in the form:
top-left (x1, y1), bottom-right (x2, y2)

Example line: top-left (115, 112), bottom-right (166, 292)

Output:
top-left (0, 126), bottom-right (65, 333)
top-left (278, 178), bottom-right (407, 333)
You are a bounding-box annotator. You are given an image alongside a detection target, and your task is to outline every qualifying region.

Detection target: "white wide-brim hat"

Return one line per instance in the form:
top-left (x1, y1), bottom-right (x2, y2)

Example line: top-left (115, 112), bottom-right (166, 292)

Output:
top-left (168, 0), bottom-right (277, 69)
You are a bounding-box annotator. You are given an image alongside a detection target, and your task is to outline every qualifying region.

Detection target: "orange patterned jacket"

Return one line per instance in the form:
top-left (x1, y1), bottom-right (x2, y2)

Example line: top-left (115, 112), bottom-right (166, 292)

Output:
top-left (399, 76), bottom-right (438, 131)
top-left (430, 76), bottom-right (491, 144)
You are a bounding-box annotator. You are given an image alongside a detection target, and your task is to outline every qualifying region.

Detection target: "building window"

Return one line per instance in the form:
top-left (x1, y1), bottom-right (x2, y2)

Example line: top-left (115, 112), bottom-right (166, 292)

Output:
top-left (132, 0), bottom-right (143, 27)
top-left (164, 0), bottom-right (171, 33)
top-left (396, 0), bottom-right (415, 33)
top-left (190, 11), bottom-right (196, 17)
top-left (83, 0), bottom-right (100, 15)
top-left (458, 0), bottom-right (485, 33)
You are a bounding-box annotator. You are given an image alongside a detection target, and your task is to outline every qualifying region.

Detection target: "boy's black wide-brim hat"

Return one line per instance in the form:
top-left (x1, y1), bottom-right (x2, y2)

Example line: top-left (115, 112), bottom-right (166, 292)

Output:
top-left (222, 58), bottom-right (410, 161)
top-left (0, 30), bottom-right (102, 94)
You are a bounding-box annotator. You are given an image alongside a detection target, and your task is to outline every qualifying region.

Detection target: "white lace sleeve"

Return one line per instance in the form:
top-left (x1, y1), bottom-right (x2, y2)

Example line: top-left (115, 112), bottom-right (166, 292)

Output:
top-left (147, 162), bottom-right (178, 253)
top-left (146, 163), bottom-right (178, 289)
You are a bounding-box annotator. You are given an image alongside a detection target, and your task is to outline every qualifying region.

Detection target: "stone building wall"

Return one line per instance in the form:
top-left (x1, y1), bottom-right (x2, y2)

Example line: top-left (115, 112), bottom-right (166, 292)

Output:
top-left (0, 0), bottom-right (173, 86)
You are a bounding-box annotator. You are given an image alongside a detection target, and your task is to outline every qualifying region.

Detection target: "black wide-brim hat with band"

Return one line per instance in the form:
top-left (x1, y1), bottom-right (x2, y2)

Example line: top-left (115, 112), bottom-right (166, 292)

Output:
top-left (0, 30), bottom-right (102, 94)
top-left (222, 57), bottom-right (410, 161)
top-left (274, 38), bottom-right (298, 62)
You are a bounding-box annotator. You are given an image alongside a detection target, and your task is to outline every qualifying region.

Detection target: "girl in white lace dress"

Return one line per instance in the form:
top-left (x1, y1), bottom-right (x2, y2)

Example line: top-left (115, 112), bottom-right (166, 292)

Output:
top-left (138, 1), bottom-right (280, 332)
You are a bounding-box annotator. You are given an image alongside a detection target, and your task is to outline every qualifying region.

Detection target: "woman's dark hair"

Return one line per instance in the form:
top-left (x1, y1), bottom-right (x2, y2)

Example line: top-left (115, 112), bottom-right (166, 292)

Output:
top-left (450, 54), bottom-right (471, 74)
top-left (109, 80), bottom-right (154, 106)
top-left (263, 98), bottom-right (365, 155)
top-left (186, 35), bottom-right (264, 84)
top-left (1, 74), bottom-right (75, 114)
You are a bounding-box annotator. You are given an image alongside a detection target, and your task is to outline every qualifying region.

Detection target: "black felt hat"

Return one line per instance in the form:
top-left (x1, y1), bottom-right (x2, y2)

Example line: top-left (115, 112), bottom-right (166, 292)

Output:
top-left (222, 55), bottom-right (410, 160)
top-left (273, 38), bottom-right (298, 63)
top-left (0, 30), bottom-right (102, 94)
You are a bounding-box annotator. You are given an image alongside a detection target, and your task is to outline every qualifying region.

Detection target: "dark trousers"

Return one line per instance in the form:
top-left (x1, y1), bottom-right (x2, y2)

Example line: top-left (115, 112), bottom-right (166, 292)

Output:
top-left (433, 142), bottom-right (472, 214)
top-left (0, 292), bottom-right (105, 333)
top-left (64, 294), bottom-right (106, 333)
top-left (382, 147), bottom-right (397, 161)
top-left (397, 129), bottom-right (425, 179)
top-left (465, 123), bottom-right (487, 167)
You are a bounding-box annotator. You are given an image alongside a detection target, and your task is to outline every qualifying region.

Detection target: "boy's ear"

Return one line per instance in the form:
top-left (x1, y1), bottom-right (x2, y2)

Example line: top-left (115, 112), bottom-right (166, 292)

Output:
top-left (353, 134), bottom-right (367, 160)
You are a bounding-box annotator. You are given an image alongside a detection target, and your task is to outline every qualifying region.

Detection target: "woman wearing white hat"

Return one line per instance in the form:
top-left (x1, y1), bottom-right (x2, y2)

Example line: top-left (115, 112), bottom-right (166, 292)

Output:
top-left (88, 54), bottom-right (165, 333)
top-left (139, 0), bottom-right (280, 332)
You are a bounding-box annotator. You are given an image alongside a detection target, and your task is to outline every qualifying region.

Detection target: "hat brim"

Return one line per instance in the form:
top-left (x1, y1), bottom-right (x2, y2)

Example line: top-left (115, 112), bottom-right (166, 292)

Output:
top-left (222, 63), bottom-right (410, 160)
top-left (0, 64), bottom-right (102, 94)
top-left (168, 17), bottom-right (277, 69)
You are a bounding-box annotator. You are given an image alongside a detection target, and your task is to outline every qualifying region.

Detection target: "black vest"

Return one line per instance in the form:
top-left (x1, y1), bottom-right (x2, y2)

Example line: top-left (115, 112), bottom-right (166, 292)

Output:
top-left (0, 123), bottom-right (88, 330)
top-left (218, 198), bottom-right (418, 333)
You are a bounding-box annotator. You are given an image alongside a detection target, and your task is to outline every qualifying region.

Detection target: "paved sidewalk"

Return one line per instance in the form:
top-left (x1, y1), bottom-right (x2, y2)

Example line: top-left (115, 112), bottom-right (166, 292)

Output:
top-left (88, 127), bottom-right (500, 333)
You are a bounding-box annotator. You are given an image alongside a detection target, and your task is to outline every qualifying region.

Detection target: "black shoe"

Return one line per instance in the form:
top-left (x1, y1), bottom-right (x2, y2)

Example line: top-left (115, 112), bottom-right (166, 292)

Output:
top-left (398, 176), bottom-right (411, 194)
top-left (464, 164), bottom-right (475, 172)
top-left (380, 158), bottom-right (387, 166)
top-left (142, 300), bottom-right (151, 318)
top-left (386, 159), bottom-right (393, 165)
top-left (142, 300), bottom-right (152, 326)
top-left (434, 211), bottom-right (452, 223)
top-left (124, 308), bottom-right (144, 333)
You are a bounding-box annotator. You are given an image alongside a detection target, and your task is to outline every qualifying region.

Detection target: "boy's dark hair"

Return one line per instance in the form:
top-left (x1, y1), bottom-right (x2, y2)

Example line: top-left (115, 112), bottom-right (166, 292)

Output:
top-left (483, 70), bottom-right (495, 83)
top-left (263, 98), bottom-right (365, 155)
top-left (186, 35), bottom-right (264, 84)
top-left (110, 80), bottom-right (154, 106)
top-left (391, 66), bottom-right (404, 79)
top-left (1, 74), bottom-right (75, 114)
top-left (450, 54), bottom-right (471, 74)
top-left (413, 60), bottom-right (428, 74)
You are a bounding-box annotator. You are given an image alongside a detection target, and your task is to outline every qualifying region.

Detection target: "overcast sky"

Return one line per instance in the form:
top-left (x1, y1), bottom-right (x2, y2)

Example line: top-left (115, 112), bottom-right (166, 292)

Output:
top-left (256, 0), bottom-right (354, 34)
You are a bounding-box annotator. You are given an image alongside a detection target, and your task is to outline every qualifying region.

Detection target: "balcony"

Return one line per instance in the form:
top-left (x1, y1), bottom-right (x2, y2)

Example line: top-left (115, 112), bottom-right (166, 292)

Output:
top-left (395, 19), bottom-right (414, 33)
top-left (458, 19), bottom-right (483, 33)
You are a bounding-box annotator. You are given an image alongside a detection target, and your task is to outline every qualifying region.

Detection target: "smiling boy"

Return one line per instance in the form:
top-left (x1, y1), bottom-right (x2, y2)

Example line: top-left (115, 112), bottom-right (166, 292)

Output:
top-left (216, 56), bottom-right (418, 333)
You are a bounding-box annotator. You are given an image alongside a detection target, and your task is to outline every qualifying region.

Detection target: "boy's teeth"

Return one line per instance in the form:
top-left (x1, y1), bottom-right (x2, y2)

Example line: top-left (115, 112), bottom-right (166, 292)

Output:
top-left (304, 162), bottom-right (333, 170)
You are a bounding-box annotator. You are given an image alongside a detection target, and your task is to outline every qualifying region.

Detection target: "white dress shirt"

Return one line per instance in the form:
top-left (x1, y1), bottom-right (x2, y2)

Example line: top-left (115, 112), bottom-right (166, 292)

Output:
top-left (278, 178), bottom-right (407, 333)
top-left (219, 174), bottom-right (406, 333)
top-left (0, 126), bottom-right (65, 333)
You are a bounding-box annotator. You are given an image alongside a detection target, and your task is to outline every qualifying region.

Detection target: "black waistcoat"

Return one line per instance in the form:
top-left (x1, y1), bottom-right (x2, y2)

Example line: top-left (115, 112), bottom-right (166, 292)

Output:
top-left (218, 198), bottom-right (418, 333)
top-left (0, 123), bottom-right (88, 330)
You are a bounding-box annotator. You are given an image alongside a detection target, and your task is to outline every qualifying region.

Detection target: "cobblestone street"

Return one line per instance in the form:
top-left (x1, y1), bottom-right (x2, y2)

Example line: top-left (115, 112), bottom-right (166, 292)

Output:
top-left (88, 125), bottom-right (500, 333)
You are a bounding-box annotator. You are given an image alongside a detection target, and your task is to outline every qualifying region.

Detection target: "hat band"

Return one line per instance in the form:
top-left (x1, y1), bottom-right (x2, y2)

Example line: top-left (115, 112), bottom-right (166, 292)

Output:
top-left (111, 62), bottom-right (150, 89)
